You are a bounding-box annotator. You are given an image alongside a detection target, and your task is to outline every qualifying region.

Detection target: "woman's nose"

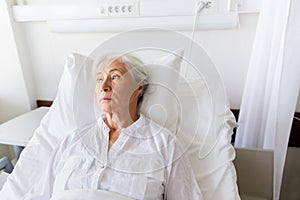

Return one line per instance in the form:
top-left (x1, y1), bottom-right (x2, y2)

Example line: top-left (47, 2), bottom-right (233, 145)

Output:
top-left (101, 77), bottom-right (111, 92)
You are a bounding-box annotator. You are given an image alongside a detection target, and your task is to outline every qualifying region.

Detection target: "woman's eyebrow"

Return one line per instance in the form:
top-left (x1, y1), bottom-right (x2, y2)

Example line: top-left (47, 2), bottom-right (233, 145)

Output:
top-left (108, 68), bottom-right (124, 74)
top-left (96, 72), bottom-right (103, 76)
top-left (96, 67), bottom-right (125, 77)
top-left (96, 69), bottom-right (120, 75)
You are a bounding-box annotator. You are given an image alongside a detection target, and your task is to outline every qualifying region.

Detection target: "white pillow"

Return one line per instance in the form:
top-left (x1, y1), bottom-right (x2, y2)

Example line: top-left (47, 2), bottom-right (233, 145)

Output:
top-left (140, 49), bottom-right (183, 132)
top-left (48, 53), bottom-right (93, 137)
top-left (176, 78), bottom-right (240, 200)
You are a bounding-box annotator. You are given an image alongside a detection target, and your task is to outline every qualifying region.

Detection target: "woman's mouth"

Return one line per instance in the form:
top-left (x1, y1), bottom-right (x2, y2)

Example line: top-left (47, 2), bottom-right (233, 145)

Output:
top-left (101, 97), bottom-right (112, 101)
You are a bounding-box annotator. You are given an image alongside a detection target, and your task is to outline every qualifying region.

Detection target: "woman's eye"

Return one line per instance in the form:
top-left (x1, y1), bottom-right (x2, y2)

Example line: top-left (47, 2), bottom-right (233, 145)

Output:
top-left (96, 78), bottom-right (103, 84)
top-left (111, 75), bottom-right (120, 80)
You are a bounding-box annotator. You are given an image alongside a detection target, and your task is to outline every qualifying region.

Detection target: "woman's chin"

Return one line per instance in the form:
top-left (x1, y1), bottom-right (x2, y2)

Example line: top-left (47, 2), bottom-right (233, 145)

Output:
top-left (100, 105), bottom-right (112, 114)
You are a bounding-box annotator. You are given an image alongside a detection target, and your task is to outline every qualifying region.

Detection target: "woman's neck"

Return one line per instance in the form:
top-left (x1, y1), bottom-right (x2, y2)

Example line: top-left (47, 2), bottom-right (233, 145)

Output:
top-left (104, 111), bottom-right (139, 130)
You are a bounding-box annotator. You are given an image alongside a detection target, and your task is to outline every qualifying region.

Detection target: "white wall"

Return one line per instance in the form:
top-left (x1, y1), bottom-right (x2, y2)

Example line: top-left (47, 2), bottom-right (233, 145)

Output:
top-left (0, 0), bottom-right (32, 159)
top-left (182, 13), bottom-right (260, 109)
top-left (0, 0), bottom-right (31, 123)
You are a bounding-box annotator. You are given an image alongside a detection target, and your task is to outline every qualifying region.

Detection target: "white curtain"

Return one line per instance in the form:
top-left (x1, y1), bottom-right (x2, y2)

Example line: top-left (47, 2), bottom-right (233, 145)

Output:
top-left (235, 0), bottom-right (300, 199)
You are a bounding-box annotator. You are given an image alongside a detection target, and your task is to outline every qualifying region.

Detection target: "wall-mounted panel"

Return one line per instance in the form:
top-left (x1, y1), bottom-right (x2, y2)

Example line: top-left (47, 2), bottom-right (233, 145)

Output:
top-left (11, 0), bottom-right (247, 32)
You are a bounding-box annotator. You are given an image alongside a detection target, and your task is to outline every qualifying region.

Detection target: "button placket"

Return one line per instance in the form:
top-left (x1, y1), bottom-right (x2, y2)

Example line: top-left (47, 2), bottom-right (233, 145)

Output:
top-left (96, 125), bottom-right (110, 189)
top-left (95, 161), bottom-right (108, 189)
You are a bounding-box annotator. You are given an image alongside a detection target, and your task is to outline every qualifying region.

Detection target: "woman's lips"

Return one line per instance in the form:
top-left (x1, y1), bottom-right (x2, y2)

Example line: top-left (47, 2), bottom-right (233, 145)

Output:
top-left (101, 97), bottom-right (112, 101)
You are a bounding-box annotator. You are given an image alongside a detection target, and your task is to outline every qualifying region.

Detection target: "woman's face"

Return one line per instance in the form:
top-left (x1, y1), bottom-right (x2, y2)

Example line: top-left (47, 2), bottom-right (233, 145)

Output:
top-left (95, 58), bottom-right (143, 115)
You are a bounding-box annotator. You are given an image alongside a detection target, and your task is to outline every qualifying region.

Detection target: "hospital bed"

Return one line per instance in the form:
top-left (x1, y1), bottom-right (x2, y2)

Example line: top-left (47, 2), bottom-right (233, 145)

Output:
top-left (0, 29), bottom-right (272, 199)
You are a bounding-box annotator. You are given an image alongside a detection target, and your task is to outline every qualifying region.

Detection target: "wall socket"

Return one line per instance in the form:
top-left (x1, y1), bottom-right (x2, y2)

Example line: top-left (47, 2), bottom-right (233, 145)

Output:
top-left (195, 0), bottom-right (219, 14)
top-left (99, 0), bottom-right (139, 17)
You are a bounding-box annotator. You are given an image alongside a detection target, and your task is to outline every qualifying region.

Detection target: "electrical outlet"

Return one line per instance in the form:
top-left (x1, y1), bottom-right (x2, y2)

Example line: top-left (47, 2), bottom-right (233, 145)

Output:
top-left (99, 0), bottom-right (139, 17)
top-left (195, 0), bottom-right (219, 14)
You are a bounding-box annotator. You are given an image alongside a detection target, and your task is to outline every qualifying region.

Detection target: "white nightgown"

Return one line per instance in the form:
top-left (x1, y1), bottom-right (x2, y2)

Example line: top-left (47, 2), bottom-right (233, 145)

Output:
top-left (25, 114), bottom-right (203, 200)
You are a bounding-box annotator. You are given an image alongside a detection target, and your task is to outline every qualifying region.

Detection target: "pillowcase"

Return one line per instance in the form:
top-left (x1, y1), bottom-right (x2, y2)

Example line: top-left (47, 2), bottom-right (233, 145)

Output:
top-left (175, 78), bottom-right (240, 200)
top-left (48, 53), bottom-right (92, 137)
top-left (140, 49), bottom-right (184, 132)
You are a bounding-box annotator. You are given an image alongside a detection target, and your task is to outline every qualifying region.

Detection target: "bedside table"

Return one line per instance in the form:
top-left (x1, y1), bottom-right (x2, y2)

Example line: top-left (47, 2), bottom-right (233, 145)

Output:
top-left (0, 107), bottom-right (49, 159)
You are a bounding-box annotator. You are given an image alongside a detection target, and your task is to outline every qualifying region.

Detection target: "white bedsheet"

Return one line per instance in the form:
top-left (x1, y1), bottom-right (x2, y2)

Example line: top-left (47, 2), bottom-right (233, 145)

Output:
top-left (51, 189), bottom-right (134, 200)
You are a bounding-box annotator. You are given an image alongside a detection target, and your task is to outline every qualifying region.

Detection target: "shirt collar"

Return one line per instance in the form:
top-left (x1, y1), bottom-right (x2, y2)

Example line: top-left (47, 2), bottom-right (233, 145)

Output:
top-left (97, 114), bottom-right (147, 134)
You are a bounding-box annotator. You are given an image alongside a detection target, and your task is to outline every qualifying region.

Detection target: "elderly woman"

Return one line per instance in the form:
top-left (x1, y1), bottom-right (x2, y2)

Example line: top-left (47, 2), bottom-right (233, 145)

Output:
top-left (24, 54), bottom-right (203, 200)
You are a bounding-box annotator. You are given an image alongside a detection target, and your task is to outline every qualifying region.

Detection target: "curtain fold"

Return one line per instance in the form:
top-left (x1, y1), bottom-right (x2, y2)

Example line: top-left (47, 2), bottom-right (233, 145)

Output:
top-left (235, 0), bottom-right (300, 199)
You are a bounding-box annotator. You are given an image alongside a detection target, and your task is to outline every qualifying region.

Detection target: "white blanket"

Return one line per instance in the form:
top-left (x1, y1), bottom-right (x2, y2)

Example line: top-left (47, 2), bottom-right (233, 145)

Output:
top-left (51, 189), bottom-right (134, 200)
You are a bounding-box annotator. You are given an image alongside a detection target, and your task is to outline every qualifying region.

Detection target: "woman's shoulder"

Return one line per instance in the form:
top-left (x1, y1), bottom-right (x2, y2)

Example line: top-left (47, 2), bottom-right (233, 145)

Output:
top-left (128, 114), bottom-right (182, 151)
top-left (142, 114), bottom-right (177, 138)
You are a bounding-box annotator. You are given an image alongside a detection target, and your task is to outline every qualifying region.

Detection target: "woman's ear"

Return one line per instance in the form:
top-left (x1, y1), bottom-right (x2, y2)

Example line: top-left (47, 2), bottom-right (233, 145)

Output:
top-left (133, 83), bottom-right (144, 101)
top-left (137, 84), bottom-right (145, 97)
